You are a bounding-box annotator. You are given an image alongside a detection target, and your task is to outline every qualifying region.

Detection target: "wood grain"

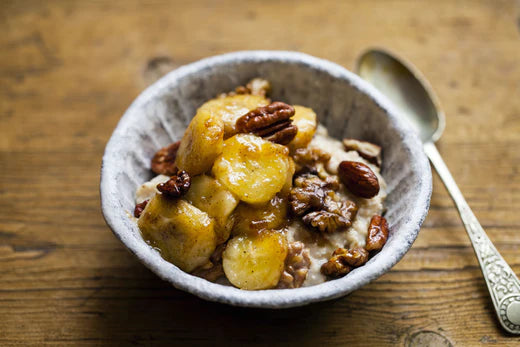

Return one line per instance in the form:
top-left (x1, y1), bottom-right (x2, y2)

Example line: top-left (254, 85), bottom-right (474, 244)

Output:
top-left (1, 0), bottom-right (520, 345)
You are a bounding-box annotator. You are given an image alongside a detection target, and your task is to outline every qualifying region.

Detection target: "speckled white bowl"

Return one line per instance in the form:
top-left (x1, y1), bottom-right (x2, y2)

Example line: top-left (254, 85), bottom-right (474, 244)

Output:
top-left (100, 51), bottom-right (431, 308)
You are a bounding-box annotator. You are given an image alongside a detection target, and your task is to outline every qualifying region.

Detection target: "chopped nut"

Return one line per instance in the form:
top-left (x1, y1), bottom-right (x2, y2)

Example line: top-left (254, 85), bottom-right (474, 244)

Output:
top-left (366, 215), bottom-right (389, 251)
top-left (323, 197), bottom-right (358, 225)
top-left (302, 197), bottom-right (357, 233)
top-left (294, 174), bottom-right (339, 191)
top-left (294, 147), bottom-right (330, 167)
top-left (133, 199), bottom-right (149, 218)
top-left (289, 179), bottom-right (326, 215)
top-left (302, 211), bottom-right (347, 233)
top-left (343, 138), bottom-right (382, 166)
top-left (235, 101), bottom-right (297, 145)
top-left (151, 141), bottom-right (180, 175)
top-left (276, 241), bottom-right (311, 289)
top-left (338, 161), bottom-right (380, 199)
top-left (320, 247), bottom-right (369, 278)
top-left (156, 170), bottom-right (191, 198)
top-left (290, 174), bottom-right (356, 232)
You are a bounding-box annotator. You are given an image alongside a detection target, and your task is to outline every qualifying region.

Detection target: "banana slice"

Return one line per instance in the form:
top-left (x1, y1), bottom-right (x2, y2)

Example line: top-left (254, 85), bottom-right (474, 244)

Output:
top-left (184, 174), bottom-right (239, 244)
top-left (198, 94), bottom-right (269, 138)
top-left (288, 105), bottom-right (317, 152)
top-left (212, 134), bottom-right (291, 204)
top-left (138, 194), bottom-right (217, 272)
top-left (176, 109), bottom-right (224, 176)
top-left (223, 230), bottom-right (288, 290)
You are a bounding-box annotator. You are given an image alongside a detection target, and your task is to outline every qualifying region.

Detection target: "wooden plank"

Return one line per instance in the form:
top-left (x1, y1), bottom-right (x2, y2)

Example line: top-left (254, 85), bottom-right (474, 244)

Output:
top-left (1, 0), bottom-right (519, 345)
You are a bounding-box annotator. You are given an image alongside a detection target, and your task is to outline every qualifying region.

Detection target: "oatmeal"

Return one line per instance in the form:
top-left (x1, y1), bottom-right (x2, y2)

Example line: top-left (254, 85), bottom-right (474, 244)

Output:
top-left (133, 78), bottom-right (388, 290)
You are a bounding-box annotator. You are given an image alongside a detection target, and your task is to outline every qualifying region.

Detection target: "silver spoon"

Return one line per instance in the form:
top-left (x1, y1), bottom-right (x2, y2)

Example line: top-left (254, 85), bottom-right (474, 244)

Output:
top-left (356, 48), bottom-right (520, 334)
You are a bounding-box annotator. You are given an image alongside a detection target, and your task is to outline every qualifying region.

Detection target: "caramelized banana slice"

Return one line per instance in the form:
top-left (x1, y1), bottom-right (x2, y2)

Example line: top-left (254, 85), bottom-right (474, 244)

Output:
top-left (232, 194), bottom-right (288, 236)
top-left (223, 230), bottom-right (288, 290)
top-left (198, 94), bottom-right (269, 137)
top-left (212, 134), bottom-right (291, 204)
top-left (175, 109), bottom-right (224, 176)
top-left (138, 194), bottom-right (217, 272)
top-left (288, 105), bottom-right (317, 152)
top-left (184, 175), bottom-right (239, 244)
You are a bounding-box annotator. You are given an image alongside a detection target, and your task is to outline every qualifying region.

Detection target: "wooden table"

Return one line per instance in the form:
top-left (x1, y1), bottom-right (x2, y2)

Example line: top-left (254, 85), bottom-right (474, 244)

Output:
top-left (1, 0), bottom-right (519, 345)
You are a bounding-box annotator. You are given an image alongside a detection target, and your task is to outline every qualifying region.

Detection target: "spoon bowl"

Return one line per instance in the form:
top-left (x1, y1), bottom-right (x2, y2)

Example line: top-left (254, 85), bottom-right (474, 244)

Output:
top-left (357, 49), bottom-right (445, 143)
top-left (356, 48), bottom-right (520, 334)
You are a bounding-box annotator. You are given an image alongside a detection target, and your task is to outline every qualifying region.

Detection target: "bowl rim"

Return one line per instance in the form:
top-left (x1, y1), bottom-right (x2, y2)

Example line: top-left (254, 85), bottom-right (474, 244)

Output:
top-left (100, 50), bottom-right (432, 308)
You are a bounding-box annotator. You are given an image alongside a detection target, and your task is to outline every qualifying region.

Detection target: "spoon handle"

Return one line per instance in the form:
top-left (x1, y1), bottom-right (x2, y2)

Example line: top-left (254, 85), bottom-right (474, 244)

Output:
top-left (423, 141), bottom-right (520, 334)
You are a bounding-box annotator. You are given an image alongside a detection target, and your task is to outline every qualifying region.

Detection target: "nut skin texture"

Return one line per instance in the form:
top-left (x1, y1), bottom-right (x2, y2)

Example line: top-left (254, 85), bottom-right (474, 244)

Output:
top-left (320, 247), bottom-right (369, 278)
top-left (365, 215), bottom-right (389, 252)
top-left (156, 170), bottom-right (191, 198)
top-left (338, 161), bottom-right (380, 199)
top-left (151, 141), bottom-right (180, 175)
top-left (235, 102), bottom-right (298, 145)
top-left (133, 199), bottom-right (149, 218)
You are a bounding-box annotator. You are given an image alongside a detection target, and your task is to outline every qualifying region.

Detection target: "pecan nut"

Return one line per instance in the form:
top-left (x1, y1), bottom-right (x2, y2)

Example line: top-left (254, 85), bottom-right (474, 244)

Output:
top-left (320, 247), bottom-right (369, 278)
top-left (343, 138), bottom-right (382, 166)
top-left (365, 215), bottom-right (389, 251)
top-left (156, 170), bottom-right (191, 198)
top-left (133, 199), bottom-right (149, 218)
top-left (338, 161), bottom-right (380, 199)
top-left (276, 241), bottom-right (311, 289)
top-left (235, 102), bottom-right (297, 145)
top-left (151, 141), bottom-right (180, 175)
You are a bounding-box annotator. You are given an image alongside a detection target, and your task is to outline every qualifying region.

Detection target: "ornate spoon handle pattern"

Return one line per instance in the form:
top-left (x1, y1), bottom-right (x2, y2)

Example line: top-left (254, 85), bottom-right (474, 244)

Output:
top-left (424, 141), bottom-right (520, 334)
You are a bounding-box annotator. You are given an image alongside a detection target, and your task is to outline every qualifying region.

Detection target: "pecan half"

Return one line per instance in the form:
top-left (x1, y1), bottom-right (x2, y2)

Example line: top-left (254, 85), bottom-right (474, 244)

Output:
top-left (320, 247), bottom-right (369, 278)
top-left (338, 161), bottom-right (380, 199)
top-left (133, 199), bottom-right (149, 218)
top-left (235, 102), bottom-right (297, 145)
top-left (343, 138), bottom-right (382, 166)
top-left (151, 141), bottom-right (180, 175)
top-left (365, 215), bottom-right (389, 251)
top-left (156, 170), bottom-right (191, 198)
top-left (276, 241), bottom-right (311, 289)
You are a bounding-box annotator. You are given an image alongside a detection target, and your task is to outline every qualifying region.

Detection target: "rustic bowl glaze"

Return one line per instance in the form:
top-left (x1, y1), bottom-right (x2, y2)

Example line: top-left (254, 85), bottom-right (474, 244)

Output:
top-left (100, 51), bottom-right (432, 308)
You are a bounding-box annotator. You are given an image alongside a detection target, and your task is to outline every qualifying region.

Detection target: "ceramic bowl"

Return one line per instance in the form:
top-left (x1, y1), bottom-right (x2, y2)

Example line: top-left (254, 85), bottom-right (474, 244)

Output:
top-left (100, 51), bottom-right (432, 308)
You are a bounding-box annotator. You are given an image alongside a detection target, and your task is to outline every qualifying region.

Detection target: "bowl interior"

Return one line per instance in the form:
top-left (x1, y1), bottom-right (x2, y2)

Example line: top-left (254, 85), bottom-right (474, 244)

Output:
top-left (101, 51), bottom-right (431, 308)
